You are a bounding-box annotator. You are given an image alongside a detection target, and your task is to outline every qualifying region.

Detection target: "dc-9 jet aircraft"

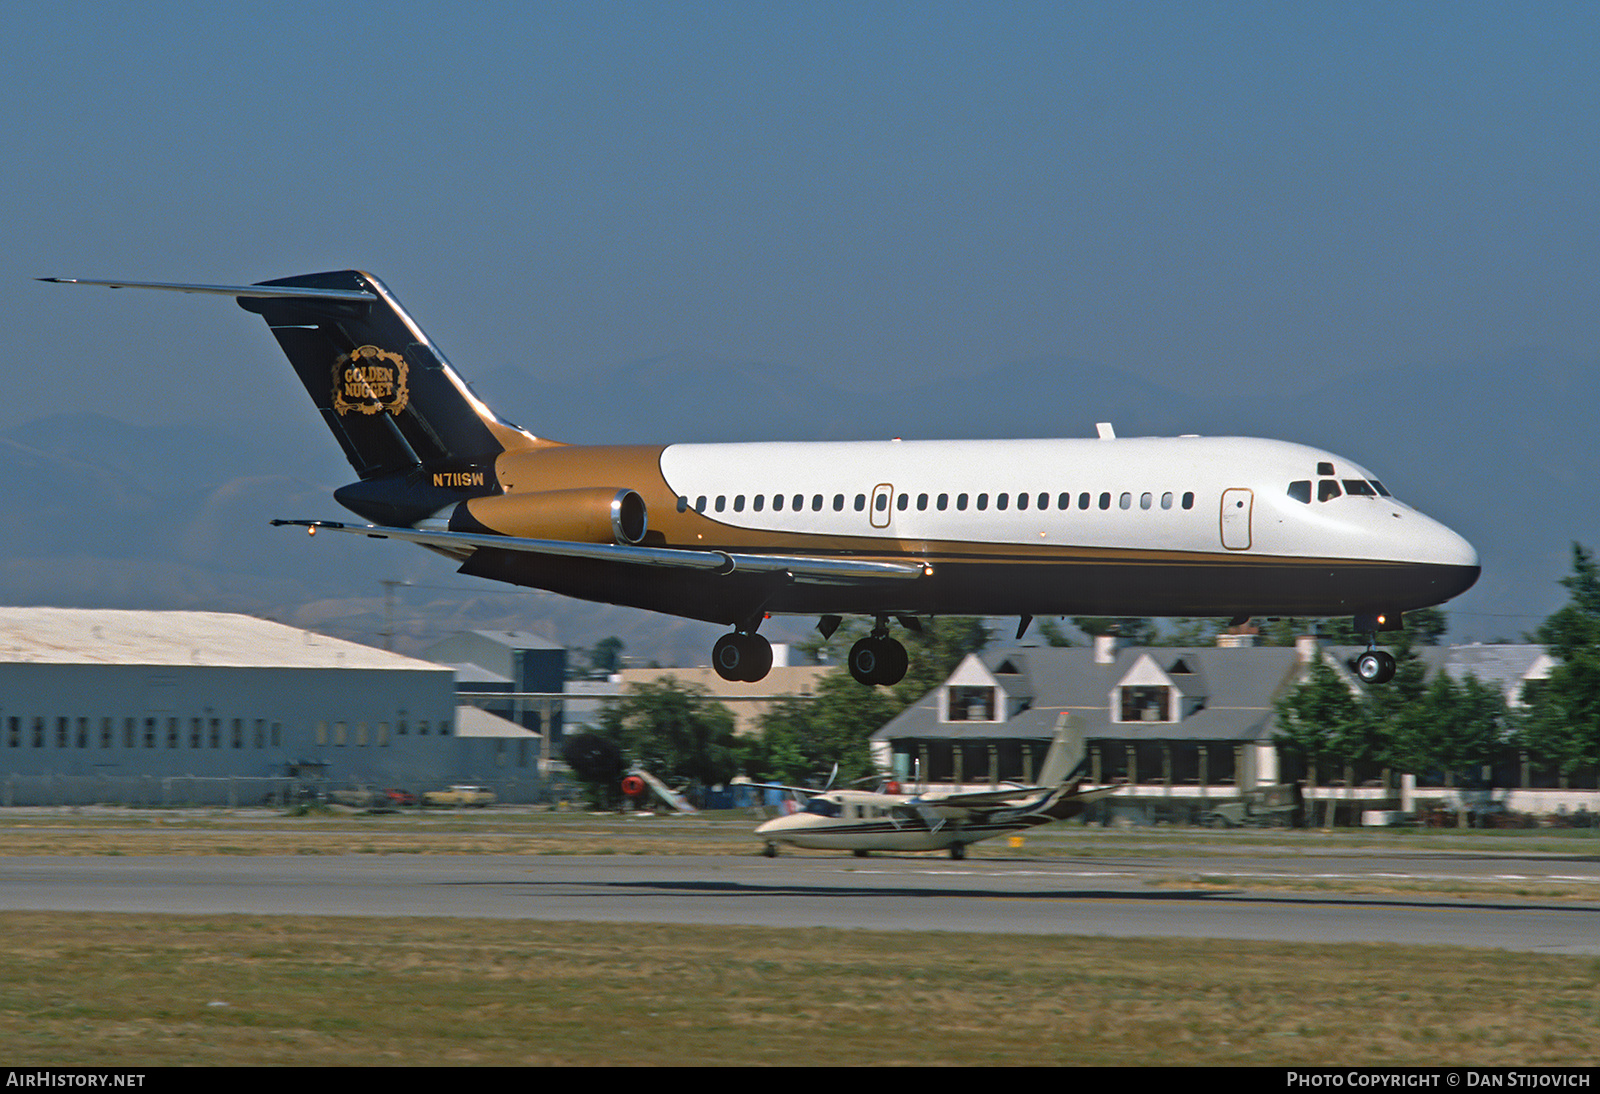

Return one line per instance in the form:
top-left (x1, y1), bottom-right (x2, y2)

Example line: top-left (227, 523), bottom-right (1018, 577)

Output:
top-left (45, 271), bottom-right (1480, 686)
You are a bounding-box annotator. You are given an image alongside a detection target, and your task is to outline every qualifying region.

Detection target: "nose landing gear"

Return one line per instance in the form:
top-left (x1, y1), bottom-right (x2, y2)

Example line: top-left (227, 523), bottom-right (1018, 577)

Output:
top-left (1356, 648), bottom-right (1397, 684)
top-left (1352, 612), bottom-right (1399, 684)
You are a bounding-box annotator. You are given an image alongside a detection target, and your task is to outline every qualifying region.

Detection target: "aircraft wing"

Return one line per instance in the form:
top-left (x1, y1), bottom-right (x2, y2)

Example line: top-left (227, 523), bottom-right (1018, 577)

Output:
top-left (271, 520), bottom-right (928, 584)
top-left (909, 786), bottom-right (1049, 809)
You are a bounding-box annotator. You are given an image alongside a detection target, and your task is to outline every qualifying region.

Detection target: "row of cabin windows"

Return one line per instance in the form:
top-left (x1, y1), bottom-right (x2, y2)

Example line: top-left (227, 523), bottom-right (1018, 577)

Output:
top-left (681, 490), bottom-right (1199, 515)
top-left (4, 715), bottom-right (447, 749)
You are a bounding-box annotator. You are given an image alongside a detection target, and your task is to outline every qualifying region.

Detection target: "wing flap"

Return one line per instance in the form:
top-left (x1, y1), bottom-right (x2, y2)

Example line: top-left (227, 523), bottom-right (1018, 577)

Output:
top-left (271, 519), bottom-right (928, 583)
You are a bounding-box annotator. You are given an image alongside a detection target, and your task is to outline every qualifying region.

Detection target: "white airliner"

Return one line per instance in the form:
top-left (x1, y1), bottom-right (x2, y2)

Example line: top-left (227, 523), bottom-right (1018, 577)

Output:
top-left (45, 271), bottom-right (1480, 686)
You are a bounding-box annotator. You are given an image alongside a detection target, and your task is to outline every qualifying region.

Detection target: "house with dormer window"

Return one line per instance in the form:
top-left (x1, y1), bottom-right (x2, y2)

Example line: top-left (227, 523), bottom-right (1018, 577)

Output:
top-left (871, 636), bottom-right (1343, 823)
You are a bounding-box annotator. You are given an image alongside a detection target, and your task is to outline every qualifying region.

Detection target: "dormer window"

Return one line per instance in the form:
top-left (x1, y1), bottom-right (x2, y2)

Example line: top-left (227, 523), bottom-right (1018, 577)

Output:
top-left (1119, 685), bottom-right (1171, 722)
top-left (947, 686), bottom-right (997, 722)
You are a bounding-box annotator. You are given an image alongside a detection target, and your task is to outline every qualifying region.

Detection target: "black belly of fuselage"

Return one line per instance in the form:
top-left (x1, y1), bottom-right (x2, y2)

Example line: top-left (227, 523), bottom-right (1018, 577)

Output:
top-left (459, 546), bottom-right (1481, 628)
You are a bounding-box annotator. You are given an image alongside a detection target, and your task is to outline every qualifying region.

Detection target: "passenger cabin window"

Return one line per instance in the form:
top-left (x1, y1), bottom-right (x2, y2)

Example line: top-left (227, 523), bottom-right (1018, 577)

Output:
top-left (1288, 480), bottom-right (1312, 504)
top-left (1182, 492), bottom-right (1195, 509)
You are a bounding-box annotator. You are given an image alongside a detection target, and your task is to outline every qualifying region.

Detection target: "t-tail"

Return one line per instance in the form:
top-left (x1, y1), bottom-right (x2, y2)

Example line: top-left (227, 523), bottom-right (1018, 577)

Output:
top-left (42, 270), bottom-right (547, 526)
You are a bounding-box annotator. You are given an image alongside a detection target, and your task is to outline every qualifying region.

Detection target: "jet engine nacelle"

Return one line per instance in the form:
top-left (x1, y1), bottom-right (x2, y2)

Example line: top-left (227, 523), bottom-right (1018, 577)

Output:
top-left (451, 487), bottom-right (648, 545)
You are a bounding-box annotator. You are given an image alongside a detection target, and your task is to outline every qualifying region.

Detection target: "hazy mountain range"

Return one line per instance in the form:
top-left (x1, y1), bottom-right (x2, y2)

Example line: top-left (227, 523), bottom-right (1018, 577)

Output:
top-left (1, 347), bottom-right (1589, 664)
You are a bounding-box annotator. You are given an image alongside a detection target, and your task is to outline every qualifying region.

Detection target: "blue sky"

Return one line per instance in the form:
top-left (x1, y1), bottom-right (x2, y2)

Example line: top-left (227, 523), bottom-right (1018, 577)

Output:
top-left (0, 2), bottom-right (1595, 644)
top-left (5, 2), bottom-right (1593, 422)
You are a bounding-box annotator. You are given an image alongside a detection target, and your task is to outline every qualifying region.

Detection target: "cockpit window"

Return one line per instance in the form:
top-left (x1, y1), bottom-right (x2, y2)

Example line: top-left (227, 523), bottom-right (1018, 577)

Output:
top-left (1343, 479), bottom-right (1376, 497)
top-left (1318, 480), bottom-right (1342, 502)
top-left (1287, 480), bottom-right (1312, 504)
top-left (1370, 480), bottom-right (1391, 497)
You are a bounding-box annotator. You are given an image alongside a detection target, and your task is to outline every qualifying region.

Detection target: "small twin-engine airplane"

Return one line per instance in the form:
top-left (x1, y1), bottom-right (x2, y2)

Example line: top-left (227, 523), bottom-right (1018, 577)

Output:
top-left (45, 271), bottom-right (1480, 686)
top-left (754, 718), bottom-right (1115, 858)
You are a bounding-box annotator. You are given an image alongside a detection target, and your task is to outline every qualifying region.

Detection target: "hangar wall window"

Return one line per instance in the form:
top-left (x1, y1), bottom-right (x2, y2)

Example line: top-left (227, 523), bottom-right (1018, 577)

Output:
top-left (191, 719), bottom-right (202, 748)
top-left (124, 718), bottom-right (135, 748)
top-left (102, 717), bottom-right (114, 749)
top-left (166, 719), bottom-right (178, 748)
top-left (144, 719), bottom-right (157, 748)
top-left (7, 717), bottom-right (18, 748)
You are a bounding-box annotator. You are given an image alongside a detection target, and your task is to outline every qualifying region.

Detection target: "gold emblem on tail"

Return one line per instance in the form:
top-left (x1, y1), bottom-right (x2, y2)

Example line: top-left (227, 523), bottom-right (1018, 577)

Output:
top-left (332, 345), bottom-right (409, 416)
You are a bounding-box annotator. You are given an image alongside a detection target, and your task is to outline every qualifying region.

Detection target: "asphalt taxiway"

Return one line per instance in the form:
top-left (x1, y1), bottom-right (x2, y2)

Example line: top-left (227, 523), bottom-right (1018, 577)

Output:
top-left (0, 851), bottom-right (1595, 954)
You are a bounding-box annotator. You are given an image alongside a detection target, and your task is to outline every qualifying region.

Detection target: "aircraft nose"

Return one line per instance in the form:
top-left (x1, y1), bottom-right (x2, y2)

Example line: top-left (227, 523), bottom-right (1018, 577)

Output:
top-left (1418, 517), bottom-right (1481, 598)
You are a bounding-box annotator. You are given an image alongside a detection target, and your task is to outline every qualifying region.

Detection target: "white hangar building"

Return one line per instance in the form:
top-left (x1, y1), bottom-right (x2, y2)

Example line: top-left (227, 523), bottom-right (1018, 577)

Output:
top-left (0, 608), bottom-right (505, 806)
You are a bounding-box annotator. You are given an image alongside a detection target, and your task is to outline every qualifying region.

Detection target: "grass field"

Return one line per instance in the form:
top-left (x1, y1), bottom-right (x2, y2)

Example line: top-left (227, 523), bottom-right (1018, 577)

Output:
top-left (0, 811), bottom-right (1596, 1066)
top-left (2, 913), bottom-right (1597, 1066)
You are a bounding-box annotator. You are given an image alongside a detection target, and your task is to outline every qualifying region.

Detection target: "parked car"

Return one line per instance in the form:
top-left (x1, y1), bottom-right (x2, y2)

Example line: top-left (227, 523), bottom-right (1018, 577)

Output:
top-left (422, 784), bottom-right (497, 807)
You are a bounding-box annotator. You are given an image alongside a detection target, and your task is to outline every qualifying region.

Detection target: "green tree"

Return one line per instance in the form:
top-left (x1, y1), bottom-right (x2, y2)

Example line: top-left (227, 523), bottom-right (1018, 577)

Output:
top-left (596, 678), bottom-right (740, 791)
top-left (1519, 544), bottom-right (1600, 782)
top-left (750, 672), bottom-right (901, 785)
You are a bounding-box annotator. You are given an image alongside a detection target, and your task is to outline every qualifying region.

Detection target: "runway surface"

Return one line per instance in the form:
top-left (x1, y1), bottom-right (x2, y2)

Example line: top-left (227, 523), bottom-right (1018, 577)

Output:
top-left (1, 851), bottom-right (1596, 954)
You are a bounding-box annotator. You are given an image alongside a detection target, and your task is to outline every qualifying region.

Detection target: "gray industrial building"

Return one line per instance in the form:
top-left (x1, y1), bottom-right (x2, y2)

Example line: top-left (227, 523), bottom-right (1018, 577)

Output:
top-left (0, 608), bottom-right (544, 805)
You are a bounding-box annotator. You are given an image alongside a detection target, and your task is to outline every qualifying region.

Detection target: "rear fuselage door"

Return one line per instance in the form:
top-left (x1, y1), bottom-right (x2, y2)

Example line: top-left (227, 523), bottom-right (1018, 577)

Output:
top-left (870, 483), bottom-right (893, 529)
top-left (1220, 488), bottom-right (1253, 550)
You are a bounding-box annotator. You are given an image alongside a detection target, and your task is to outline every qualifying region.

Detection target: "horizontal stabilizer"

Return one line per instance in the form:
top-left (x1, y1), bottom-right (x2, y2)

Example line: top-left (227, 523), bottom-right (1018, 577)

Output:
top-left (38, 277), bottom-right (376, 302)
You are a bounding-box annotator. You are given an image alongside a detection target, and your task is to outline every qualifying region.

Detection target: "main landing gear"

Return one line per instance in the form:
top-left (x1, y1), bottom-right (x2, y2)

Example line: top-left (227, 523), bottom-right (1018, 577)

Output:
top-left (712, 631), bottom-right (773, 683)
top-left (848, 622), bottom-right (908, 687)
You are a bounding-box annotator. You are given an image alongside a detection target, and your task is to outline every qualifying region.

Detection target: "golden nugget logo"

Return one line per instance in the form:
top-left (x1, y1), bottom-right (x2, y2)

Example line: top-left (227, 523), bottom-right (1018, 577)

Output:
top-left (332, 346), bottom-right (409, 416)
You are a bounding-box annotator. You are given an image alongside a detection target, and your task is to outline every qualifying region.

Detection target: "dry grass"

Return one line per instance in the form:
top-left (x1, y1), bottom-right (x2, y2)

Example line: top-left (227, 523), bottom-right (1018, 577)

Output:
top-left (0, 913), bottom-right (1595, 1066)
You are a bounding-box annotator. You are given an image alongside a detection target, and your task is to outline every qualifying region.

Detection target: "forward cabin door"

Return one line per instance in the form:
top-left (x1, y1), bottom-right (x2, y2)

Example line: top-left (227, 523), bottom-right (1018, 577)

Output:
top-left (870, 483), bottom-right (893, 529)
top-left (1220, 488), bottom-right (1253, 550)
